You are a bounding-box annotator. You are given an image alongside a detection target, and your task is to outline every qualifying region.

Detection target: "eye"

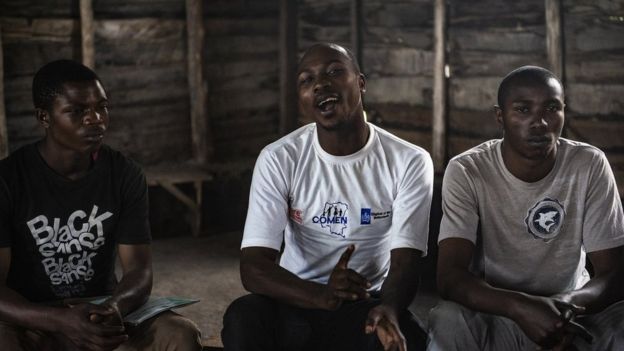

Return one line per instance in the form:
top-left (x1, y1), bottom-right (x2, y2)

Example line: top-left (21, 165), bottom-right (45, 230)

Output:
top-left (327, 68), bottom-right (344, 76)
top-left (97, 103), bottom-right (109, 113)
top-left (546, 104), bottom-right (561, 113)
top-left (298, 75), bottom-right (313, 87)
top-left (513, 106), bottom-right (530, 114)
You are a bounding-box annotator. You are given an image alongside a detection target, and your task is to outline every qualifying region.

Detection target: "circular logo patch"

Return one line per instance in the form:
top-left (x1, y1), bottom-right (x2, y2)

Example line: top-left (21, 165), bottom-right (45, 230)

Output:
top-left (525, 198), bottom-right (565, 241)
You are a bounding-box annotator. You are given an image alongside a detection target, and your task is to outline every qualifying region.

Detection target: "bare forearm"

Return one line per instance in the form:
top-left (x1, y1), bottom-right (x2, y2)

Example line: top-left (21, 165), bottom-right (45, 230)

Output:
top-left (241, 259), bottom-right (325, 309)
top-left (439, 269), bottom-right (526, 320)
top-left (0, 287), bottom-right (64, 332)
top-left (107, 269), bottom-right (151, 316)
top-left (560, 268), bottom-right (624, 314)
top-left (380, 249), bottom-right (420, 313)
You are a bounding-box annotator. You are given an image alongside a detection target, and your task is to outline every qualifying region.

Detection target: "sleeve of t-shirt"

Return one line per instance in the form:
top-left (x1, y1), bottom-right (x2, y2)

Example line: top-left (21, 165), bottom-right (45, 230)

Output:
top-left (115, 159), bottom-right (151, 245)
top-left (389, 151), bottom-right (434, 255)
top-left (438, 159), bottom-right (480, 244)
top-left (582, 151), bottom-right (624, 252)
top-left (240, 149), bottom-right (289, 250)
top-left (0, 177), bottom-right (12, 248)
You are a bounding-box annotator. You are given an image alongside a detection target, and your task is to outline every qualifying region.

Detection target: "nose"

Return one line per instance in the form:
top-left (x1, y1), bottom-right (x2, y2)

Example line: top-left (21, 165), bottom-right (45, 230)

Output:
top-left (530, 112), bottom-right (548, 129)
top-left (83, 108), bottom-right (103, 125)
top-left (313, 76), bottom-right (331, 94)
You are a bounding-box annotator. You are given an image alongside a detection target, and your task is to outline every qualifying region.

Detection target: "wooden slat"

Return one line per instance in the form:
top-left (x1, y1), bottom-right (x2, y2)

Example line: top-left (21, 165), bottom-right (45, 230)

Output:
top-left (185, 0), bottom-right (211, 163)
top-left (79, 0), bottom-right (95, 69)
top-left (350, 0), bottom-right (362, 69)
top-left (545, 0), bottom-right (563, 80)
top-left (144, 163), bottom-right (213, 186)
top-left (279, 0), bottom-right (298, 135)
top-left (0, 24), bottom-right (8, 158)
top-left (432, 0), bottom-right (448, 172)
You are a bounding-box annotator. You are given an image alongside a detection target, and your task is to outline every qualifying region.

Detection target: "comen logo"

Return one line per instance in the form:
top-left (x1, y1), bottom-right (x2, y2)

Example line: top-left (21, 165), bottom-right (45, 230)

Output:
top-left (312, 202), bottom-right (349, 238)
top-left (525, 198), bottom-right (565, 241)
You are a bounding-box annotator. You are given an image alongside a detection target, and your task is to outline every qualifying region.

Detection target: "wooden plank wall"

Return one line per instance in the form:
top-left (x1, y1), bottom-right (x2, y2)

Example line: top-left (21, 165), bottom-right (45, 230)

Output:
top-left (0, 0), bottom-right (191, 165)
top-left (446, 0), bottom-right (547, 157)
top-left (562, 0), bottom-right (624, 194)
top-left (203, 0), bottom-right (280, 162)
top-left (1, 4), bottom-right (78, 151)
top-left (93, 0), bottom-right (190, 165)
top-left (298, 0), bottom-right (435, 150)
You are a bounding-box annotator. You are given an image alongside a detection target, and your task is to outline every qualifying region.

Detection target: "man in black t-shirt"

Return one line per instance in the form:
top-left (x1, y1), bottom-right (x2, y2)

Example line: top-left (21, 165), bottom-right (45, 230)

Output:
top-left (0, 60), bottom-right (201, 350)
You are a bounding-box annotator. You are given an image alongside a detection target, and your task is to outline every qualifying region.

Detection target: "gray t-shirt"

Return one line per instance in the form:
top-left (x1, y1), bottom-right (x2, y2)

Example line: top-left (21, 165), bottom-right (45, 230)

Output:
top-left (439, 138), bottom-right (624, 296)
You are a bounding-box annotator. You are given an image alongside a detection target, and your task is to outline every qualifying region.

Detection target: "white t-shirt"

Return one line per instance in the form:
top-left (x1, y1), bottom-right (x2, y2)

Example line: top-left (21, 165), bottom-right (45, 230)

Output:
top-left (242, 122), bottom-right (433, 291)
top-left (439, 138), bottom-right (624, 296)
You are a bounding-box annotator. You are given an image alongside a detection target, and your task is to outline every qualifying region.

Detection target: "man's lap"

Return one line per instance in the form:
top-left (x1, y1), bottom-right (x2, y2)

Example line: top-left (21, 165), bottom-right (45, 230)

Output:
top-left (0, 311), bottom-right (201, 351)
top-left (222, 293), bottom-right (426, 351)
top-left (427, 299), bottom-right (624, 351)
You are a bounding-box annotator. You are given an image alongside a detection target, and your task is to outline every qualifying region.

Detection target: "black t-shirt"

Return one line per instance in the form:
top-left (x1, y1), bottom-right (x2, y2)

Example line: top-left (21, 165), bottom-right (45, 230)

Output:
top-left (0, 143), bottom-right (151, 302)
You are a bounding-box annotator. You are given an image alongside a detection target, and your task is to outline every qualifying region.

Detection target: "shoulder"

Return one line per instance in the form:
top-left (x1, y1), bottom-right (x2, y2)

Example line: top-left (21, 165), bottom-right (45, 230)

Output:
top-left (445, 139), bottom-right (501, 181)
top-left (257, 123), bottom-right (315, 165)
top-left (373, 124), bottom-right (432, 168)
top-left (450, 139), bottom-right (500, 166)
top-left (0, 143), bottom-right (36, 178)
top-left (98, 145), bottom-right (145, 180)
top-left (558, 138), bottom-right (606, 162)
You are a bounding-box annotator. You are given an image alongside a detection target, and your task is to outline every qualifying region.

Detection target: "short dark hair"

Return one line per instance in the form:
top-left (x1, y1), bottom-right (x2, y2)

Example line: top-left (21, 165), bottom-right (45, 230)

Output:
top-left (497, 65), bottom-right (563, 109)
top-left (32, 59), bottom-right (102, 110)
top-left (299, 43), bottom-right (362, 74)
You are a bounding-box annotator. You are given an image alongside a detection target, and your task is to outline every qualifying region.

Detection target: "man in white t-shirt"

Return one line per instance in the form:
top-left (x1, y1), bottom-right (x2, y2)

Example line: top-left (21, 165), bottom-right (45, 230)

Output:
top-left (222, 43), bottom-right (433, 351)
top-left (428, 66), bottom-right (624, 351)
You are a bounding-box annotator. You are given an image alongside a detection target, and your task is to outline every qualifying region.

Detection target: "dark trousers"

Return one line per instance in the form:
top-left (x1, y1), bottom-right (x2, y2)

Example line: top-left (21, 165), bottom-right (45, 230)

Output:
top-left (222, 294), bottom-right (426, 351)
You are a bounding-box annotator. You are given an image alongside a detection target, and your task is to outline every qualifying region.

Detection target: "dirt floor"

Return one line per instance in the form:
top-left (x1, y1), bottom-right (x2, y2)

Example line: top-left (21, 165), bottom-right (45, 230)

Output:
top-left (150, 232), bottom-right (439, 348)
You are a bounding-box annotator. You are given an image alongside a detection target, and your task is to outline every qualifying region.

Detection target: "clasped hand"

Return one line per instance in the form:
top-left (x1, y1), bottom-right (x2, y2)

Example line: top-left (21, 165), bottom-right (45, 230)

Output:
top-left (513, 295), bottom-right (592, 350)
top-left (58, 301), bottom-right (128, 351)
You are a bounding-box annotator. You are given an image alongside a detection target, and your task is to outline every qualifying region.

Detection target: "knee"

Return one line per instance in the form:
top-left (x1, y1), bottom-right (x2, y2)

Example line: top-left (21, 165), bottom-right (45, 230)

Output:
top-left (155, 312), bottom-right (202, 350)
top-left (223, 294), bottom-right (273, 330)
top-left (428, 301), bottom-right (471, 334)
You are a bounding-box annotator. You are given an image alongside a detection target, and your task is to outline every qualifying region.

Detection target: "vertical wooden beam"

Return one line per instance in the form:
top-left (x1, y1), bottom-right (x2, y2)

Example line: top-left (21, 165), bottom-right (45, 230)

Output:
top-left (545, 0), bottom-right (563, 81)
top-left (350, 0), bottom-right (363, 70)
top-left (0, 25), bottom-right (8, 158)
top-left (186, 0), bottom-right (211, 163)
top-left (432, 0), bottom-right (448, 172)
top-left (279, 0), bottom-right (298, 135)
top-left (79, 0), bottom-right (95, 69)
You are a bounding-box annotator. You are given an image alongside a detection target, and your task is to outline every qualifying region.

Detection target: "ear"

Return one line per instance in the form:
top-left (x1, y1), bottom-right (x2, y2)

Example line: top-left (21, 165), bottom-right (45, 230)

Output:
top-left (36, 108), bottom-right (50, 128)
top-left (358, 73), bottom-right (366, 93)
top-left (494, 105), bottom-right (503, 128)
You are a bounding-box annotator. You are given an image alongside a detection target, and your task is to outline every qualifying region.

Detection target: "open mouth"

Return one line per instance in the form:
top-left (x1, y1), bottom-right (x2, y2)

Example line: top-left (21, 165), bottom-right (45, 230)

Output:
top-left (316, 95), bottom-right (339, 114)
top-left (84, 131), bottom-right (105, 141)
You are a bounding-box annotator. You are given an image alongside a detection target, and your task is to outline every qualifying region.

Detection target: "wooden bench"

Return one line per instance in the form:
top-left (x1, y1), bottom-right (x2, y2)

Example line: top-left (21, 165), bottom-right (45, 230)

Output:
top-left (145, 163), bottom-right (213, 237)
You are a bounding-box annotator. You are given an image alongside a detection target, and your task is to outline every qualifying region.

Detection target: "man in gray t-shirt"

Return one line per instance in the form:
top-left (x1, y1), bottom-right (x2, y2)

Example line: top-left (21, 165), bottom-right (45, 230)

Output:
top-left (427, 66), bottom-right (624, 351)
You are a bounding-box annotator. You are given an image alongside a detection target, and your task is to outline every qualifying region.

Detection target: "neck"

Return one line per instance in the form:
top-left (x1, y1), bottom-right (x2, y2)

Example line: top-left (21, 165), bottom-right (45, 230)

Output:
top-left (37, 140), bottom-right (93, 180)
top-left (501, 141), bottom-right (557, 183)
top-left (317, 118), bottom-right (369, 156)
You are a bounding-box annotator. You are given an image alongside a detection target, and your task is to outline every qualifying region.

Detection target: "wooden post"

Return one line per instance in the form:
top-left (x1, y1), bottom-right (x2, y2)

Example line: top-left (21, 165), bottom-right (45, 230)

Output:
top-left (350, 0), bottom-right (363, 70)
top-left (279, 0), bottom-right (298, 135)
top-left (545, 0), bottom-right (563, 81)
top-left (79, 0), bottom-right (95, 69)
top-left (186, 0), bottom-right (211, 163)
top-left (432, 0), bottom-right (448, 172)
top-left (0, 25), bottom-right (8, 158)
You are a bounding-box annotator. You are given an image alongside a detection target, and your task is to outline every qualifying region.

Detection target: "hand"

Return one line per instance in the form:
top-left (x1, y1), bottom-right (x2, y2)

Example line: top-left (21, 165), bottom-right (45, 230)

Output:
top-left (365, 304), bottom-right (406, 351)
top-left (89, 301), bottom-right (123, 327)
top-left (321, 245), bottom-right (371, 310)
top-left (57, 303), bottom-right (128, 351)
top-left (511, 295), bottom-right (587, 349)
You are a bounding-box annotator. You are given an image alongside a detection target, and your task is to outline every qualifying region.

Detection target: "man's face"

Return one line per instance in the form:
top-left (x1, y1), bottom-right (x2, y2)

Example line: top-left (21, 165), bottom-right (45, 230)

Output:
top-left (40, 80), bottom-right (109, 154)
top-left (496, 78), bottom-right (564, 161)
top-left (297, 45), bottom-right (365, 130)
